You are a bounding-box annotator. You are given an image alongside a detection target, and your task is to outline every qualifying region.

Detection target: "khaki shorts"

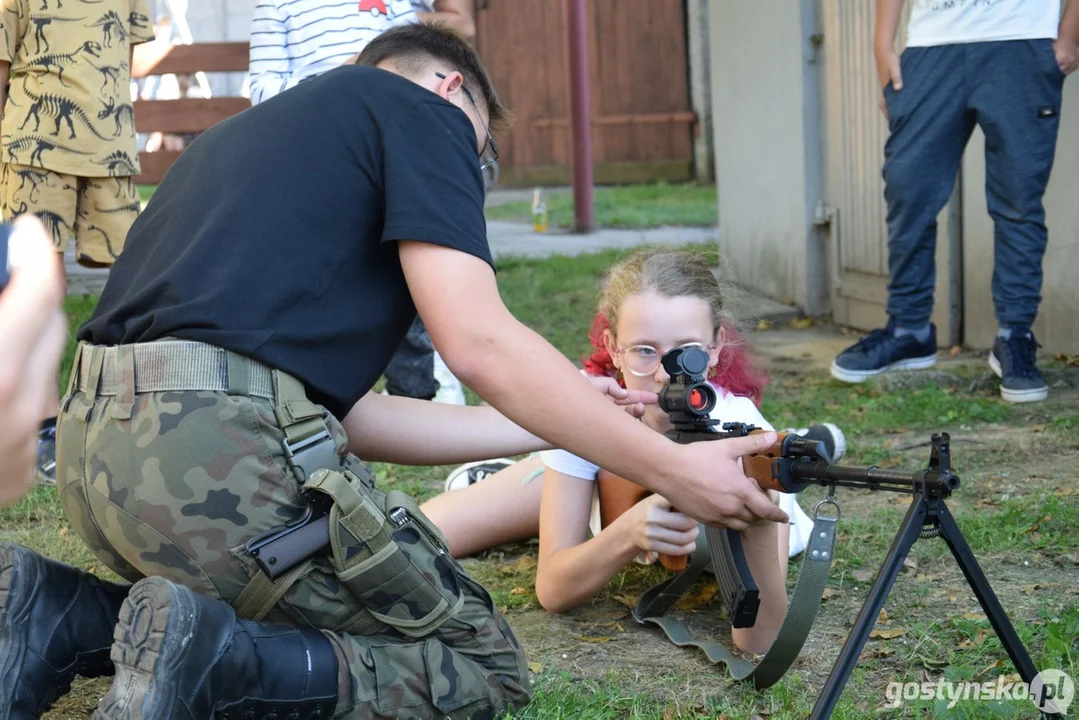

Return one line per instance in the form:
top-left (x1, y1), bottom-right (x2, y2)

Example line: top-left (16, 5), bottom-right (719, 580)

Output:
top-left (0, 163), bottom-right (140, 267)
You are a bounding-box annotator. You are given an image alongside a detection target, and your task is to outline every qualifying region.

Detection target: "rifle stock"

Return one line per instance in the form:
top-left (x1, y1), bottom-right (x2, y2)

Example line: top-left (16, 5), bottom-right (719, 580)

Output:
top-left (595, 428), bottom-right (827, 627)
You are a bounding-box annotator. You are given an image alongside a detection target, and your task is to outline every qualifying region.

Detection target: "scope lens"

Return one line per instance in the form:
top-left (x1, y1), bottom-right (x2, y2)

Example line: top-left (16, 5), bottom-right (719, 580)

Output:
top-left (689, 388), bottom-right (707, 411)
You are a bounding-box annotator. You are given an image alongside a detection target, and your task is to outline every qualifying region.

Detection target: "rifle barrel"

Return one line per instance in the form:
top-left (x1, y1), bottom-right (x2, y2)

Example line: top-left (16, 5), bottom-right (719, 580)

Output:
top-left (790, 461), bottom-right (959, 495)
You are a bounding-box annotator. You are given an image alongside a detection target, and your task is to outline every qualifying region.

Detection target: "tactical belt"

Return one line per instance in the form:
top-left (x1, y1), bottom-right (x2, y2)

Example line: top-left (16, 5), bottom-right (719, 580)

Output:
top-left (631, 497), bottom-right (839, 689)
top-left (71, 340), bottom-right (460, 636)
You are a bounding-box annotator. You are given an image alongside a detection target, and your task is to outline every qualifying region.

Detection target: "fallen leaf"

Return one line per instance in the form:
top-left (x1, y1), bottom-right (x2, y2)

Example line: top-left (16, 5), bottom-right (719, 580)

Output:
top-left (756, 319), bottom-right (775, 331)
top-left (963, 612), bottom-right (987, 621)
top-left (509, 587), bottom-right (531, 596)
top-left (58, 526), bottom-right (68, 537)
top-left (614, 594), bottom-right (639, 610)
top-left (515, 556), bottom-right (537, 573)
top-left (869, 628), bottom-right (907, 640)
top-left (859, 647), bottom-right (896, 660)
top-left (789, 317), bottom-right (814, 329)
top-left (852, 569), bottom-right (874, 582)
top-left (1022, 583), bottom-right (1048, 595)
top-left (527, 661), bottom-right (542, 673)
top-left (949, 345), bottom-right (961, 357)
top-left (757, 708), bottom-right (773, 716)
top-left (608, 622), bottom-right (626, 633)
top-left (673, 581), bottom-right (717, 611)
top-left (1053, 487), bottom-right (1076, 497)
top-left (578, 636), bottom-right (618, 643)
top-left (662, 704), bottom-right (678, 720)
top-left (821, 588), bottom-right (841, 602)
top-left (878, 609), bottom-right (889, 623)
top-left (958, 639), bottom-right (975, 650)
top-left (902, 557), bottom-right (918, 573)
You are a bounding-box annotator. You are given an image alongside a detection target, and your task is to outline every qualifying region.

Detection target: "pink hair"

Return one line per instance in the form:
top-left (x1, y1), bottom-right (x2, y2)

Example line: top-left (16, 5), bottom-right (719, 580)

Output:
top-left (581, 312), bottom-right (770, 407)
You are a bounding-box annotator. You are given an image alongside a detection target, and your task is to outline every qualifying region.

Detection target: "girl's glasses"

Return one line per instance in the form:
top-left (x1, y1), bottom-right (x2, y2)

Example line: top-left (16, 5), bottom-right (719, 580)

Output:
top-left (615, 342), bottom-right (716, 377)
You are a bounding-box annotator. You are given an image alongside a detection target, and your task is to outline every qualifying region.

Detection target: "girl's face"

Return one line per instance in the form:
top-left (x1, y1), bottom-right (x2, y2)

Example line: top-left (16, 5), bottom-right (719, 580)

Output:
top-left (605, 291), bottom-right (720, 430)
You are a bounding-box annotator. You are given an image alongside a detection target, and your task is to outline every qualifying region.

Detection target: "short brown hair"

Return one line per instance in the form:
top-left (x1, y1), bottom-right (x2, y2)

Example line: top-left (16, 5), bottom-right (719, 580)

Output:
top-left (356, 23), bottom-right (511, 135)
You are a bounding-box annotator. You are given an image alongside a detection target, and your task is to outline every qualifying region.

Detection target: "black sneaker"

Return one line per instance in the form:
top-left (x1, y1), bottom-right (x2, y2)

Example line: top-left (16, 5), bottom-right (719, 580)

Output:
top-left (0, 542), bottom-right (129, 718)
top-left (989, 331), bottom-right (1048, 403)
top-left (95, 576), bottom-right (340, 719)
top-left (830, 319), bottom-right (938, 383)
top-left (36, 424), bottom-right (56, 486)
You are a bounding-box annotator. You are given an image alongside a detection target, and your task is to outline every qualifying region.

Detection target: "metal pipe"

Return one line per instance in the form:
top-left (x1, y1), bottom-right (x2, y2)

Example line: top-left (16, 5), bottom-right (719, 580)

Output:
top-left (566, 0), bottom-right (594, 233)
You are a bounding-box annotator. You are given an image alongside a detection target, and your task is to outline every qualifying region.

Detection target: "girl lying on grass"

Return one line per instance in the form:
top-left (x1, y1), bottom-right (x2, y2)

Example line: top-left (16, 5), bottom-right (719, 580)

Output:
top-left (420, 249), bottom-right (845, 653)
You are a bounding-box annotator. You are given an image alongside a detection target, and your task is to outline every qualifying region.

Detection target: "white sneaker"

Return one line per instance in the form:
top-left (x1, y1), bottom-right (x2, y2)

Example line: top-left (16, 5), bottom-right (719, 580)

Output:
top-left (443, 458), bottom-right (515, 492)
top-left (432, 351), bottom-right (466, 406)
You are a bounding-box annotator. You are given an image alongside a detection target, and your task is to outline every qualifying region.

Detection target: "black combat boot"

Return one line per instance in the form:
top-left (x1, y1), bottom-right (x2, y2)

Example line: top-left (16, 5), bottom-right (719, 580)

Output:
top-left (0, 542), bottom-right (129, 719)
top-left (94, 576), bottom-right (341, 719)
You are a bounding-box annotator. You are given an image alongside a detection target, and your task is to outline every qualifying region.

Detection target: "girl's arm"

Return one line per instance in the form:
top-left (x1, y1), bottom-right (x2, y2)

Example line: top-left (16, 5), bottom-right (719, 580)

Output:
top-left (535, 468), bottom-right (641, 613)
top-left (535, 469), bottom-right (699, 613)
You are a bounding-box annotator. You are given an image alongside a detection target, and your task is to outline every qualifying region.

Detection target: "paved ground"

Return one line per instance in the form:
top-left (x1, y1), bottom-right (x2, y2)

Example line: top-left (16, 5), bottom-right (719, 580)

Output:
top-left (63, 221), bottom-right (803, 327)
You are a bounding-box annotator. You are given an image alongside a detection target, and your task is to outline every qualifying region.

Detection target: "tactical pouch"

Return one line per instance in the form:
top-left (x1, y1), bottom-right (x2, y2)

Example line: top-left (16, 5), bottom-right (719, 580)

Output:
top-left (305, 468), bottom-right (464, 638)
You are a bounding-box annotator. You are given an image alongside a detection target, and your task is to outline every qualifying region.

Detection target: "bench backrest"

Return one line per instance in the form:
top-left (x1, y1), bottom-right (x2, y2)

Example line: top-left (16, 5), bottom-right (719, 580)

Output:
top-left (132, 42), bottom-right (250, 184)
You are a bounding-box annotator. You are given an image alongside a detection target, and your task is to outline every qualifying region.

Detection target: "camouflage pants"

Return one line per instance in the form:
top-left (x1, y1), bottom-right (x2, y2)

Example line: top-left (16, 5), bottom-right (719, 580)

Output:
top-left (55, 341), bottom-right (531, 718)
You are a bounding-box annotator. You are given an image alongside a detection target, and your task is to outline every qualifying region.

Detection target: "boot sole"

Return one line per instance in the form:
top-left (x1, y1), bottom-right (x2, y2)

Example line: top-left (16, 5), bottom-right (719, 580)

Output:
top-left (94, 577), bottom-right (195, 720)
top-left (829, 354), bottom-right (938, 383)
top-left (987, 355), bottom-right (1049, 403)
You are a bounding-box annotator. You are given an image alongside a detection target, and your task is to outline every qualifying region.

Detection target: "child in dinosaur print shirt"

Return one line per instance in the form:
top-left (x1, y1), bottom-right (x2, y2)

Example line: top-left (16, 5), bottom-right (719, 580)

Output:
top-left (0, 0), bottom-right (154, 266)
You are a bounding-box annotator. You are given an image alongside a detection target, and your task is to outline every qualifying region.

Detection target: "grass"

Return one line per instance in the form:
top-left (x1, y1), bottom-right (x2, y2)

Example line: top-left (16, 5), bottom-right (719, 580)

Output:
top-left (22, 245), bottom-right (1079, 719)
top-left (138, 181), bottom-right (718, 230)
top-left (485, 181), bottom-right (718, 229)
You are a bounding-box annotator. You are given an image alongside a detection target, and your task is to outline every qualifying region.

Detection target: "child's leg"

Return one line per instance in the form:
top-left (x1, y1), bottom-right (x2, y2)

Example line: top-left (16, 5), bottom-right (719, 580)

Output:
top-left (421, 455), bottom-right (546, 558)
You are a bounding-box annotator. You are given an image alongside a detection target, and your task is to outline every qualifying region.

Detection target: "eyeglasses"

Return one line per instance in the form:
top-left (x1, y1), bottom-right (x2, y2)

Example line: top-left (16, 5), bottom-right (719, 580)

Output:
top-left (435, 72), bottom-right (499, 179)
top-left (615, 342), bottom-right (717, 377)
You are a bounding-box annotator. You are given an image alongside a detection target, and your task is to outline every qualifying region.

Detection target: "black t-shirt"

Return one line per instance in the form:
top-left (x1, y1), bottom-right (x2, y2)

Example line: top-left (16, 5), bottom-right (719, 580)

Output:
top-left (79, 65), bottom-right (493, 419)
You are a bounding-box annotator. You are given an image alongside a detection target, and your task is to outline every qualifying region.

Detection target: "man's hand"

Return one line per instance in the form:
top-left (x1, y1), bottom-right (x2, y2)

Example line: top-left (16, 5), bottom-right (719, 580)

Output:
top-left (1054, 36), bottom-right (1078, 76)
top-left (875, 46), bottom-right (903, 119)
top-left (0, 216), bottom-right (67, 506)
top-left (662, 431), bottom-right (789, 531)
top-left (586, 375), bottom-right (657, 419)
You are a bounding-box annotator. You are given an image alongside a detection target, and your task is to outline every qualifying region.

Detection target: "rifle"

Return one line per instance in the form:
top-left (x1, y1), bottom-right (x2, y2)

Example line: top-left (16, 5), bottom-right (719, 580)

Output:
top-left (596, 345), bottom-right (833, 628)
top-left (597, 347), bottom-right (1059, 719)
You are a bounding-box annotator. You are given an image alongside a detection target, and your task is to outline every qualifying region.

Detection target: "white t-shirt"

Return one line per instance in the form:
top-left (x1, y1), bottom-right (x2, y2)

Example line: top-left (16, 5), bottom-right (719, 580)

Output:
top-left (907, 0), bottom-right (1060, 47)
top-left (249, 0), bottom-right (433, 105)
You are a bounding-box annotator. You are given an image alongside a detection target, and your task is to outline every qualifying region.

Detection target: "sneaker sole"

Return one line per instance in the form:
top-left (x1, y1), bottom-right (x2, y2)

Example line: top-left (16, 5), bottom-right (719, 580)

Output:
top-left (829, 354), bottom-right (937, 383)
top-left (444, 458), bottom-right (514, 492)
top-left (819, 422), bottom-right (847, 463)
top-left (94, 577), bottom-right (194, 720)
top-left (987, 355), bottom-right (1048, 404)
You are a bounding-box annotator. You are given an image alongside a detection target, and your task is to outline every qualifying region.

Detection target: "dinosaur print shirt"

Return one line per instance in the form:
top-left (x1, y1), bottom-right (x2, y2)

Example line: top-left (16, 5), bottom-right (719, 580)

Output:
top-left (0, 0), bottom-right (154, 177)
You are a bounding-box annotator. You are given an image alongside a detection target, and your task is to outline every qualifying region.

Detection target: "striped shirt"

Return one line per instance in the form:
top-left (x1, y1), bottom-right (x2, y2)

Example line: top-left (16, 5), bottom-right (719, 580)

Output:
top-left (249, 0), bottom-right (432, 105)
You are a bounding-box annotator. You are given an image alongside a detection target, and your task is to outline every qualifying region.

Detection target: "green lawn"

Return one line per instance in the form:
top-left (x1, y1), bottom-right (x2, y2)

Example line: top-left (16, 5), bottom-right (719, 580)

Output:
top-left (138, 182), bottom-right (719, 230)
top-left (21, 245), bottom-right (1079, 718)
top-left (486, 181), bottom-right (718, 229)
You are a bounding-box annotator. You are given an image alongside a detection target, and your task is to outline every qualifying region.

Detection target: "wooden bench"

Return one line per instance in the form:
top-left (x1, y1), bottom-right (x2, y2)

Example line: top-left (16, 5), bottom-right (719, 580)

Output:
top-left (131, 41), bottom-right (250, 184)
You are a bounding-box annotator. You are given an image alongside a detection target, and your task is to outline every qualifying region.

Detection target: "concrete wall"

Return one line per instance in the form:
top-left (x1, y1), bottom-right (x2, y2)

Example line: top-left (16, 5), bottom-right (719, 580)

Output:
top-left (709, 0), bottom-right (826, 314)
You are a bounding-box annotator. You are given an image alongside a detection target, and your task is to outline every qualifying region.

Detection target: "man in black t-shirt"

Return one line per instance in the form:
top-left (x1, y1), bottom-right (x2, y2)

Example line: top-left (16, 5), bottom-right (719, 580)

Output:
top-left (0, 24), bottom-right (790, 719)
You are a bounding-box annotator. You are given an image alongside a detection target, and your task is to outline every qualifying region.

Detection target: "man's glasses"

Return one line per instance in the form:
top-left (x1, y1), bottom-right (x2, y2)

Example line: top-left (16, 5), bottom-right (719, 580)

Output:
top-left (615, 342), bottom-right (717, 377)
top-left (435, 72), bottom-right (499, 182)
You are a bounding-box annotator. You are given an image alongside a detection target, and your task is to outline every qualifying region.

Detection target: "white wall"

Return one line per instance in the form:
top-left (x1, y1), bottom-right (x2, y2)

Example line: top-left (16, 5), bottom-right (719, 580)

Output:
top-left (149, 0), bottom-right (256, 95)
top-left (708, 0), bottom-right (825, 313)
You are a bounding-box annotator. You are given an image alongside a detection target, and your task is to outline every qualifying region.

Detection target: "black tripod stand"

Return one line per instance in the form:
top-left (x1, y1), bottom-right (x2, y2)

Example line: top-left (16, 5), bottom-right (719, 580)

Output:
top-left (803, 434), bottom-right (1061, 719)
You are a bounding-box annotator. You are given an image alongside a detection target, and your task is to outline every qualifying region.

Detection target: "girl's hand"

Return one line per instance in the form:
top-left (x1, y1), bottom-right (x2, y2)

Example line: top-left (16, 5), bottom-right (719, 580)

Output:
top-left (627, 494), bottom-right (699, 556)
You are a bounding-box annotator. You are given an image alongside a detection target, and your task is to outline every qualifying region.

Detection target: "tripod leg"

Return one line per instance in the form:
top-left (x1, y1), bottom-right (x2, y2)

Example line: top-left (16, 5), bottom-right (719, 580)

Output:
top-left (936, 503), bottom-right (1061, 717)
top-left (810, 496), bottom-right (927, 720)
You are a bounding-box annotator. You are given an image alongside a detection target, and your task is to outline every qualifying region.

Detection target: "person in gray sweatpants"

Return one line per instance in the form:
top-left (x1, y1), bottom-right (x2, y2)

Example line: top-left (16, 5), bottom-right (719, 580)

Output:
top-left (831, 0), bottom-right (1078, 404)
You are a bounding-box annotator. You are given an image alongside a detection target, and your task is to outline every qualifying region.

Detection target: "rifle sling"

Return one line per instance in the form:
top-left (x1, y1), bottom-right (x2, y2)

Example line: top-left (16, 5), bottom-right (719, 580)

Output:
top-left (631, 511), bottom-right (838, 689)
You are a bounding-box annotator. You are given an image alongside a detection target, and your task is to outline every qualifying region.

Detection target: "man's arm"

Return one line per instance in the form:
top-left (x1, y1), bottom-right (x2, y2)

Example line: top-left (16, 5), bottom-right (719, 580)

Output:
top-left (874, 0), bottom-right (906, 118)
top-left (399, 241), bottom-right (788, 529)
top-left (417, 0), bottom-right (475, 42)
top-left (248, 1), bottom-right (296, 105)
top-left (1056, 0), bottom-right (1079, 75)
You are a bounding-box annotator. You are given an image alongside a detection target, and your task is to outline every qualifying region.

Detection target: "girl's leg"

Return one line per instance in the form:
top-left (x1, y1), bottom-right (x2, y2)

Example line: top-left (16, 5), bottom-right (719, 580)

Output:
top-left (421, 456), bottom-right (546, 558)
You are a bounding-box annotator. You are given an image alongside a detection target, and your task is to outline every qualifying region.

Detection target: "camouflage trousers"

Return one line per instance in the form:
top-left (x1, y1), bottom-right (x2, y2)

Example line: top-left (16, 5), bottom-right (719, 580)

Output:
top-left (55, 340), bottom-right (531, 718)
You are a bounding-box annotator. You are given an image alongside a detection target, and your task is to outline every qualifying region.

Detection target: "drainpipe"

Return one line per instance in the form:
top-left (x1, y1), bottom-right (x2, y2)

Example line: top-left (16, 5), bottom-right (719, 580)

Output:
top-left (566, 0), bottom-right (594, 233)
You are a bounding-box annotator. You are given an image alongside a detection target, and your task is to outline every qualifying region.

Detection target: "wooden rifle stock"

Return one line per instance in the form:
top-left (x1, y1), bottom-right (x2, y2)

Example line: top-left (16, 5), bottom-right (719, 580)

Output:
top-left (595, 430), bottom-right (796, 573)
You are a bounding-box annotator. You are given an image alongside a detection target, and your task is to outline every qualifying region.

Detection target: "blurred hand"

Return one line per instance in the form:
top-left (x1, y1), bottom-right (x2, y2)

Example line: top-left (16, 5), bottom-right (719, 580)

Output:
top-left (875, 47), bottom-right (903, 119)
top-left (587, 374), bottom-right (657, 419)
top-left (1054, 36), bottom-right (1077, 76)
